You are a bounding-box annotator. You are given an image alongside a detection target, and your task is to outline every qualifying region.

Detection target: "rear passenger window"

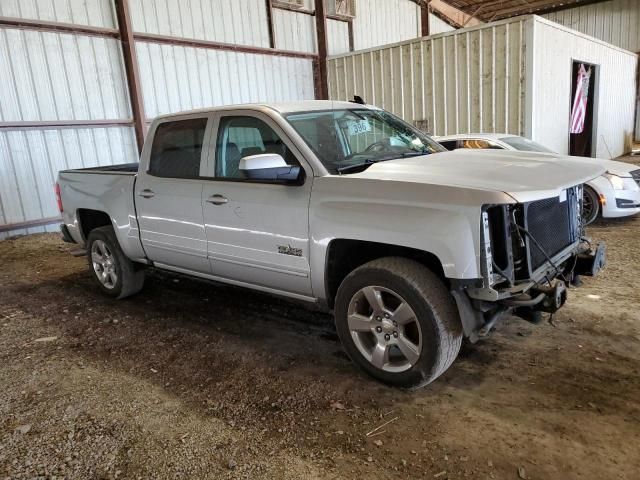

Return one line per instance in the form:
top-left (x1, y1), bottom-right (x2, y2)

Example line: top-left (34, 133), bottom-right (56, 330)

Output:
top-left (149, 118), bottom-right (208, 178)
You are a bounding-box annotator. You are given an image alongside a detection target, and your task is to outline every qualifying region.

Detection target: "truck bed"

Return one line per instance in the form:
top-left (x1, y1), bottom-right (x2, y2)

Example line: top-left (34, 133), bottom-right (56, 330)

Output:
top-left (58, 166), bottom-right (145, 259)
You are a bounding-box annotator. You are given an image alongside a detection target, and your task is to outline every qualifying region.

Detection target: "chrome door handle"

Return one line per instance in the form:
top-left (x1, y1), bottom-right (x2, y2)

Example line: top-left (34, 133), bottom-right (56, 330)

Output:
top-left (139, 189), bottom-right (155, 199)
top-left (206, 194), bottom-right (228, 205)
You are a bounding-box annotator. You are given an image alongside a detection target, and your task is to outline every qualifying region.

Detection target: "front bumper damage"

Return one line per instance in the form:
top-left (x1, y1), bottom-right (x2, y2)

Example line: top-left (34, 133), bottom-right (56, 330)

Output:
top-left (451, 241), bottom-right (606, 342)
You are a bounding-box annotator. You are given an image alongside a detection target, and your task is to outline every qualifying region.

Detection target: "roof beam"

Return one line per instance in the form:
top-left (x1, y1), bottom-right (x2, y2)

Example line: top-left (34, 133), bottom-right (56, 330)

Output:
top-left (429, 0), bottom-right (483, 28)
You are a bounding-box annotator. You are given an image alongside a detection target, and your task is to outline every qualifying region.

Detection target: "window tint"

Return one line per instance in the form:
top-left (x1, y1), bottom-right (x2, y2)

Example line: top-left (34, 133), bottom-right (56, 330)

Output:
top-left (149, 118), bottom-right (208, 178)
top-left (215, 116), bottom-right (299, 179)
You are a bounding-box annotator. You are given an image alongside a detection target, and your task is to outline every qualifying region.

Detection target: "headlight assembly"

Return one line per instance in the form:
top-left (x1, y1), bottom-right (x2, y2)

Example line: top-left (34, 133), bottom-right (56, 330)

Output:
top-left (604, 172), bottom-right (628, 190)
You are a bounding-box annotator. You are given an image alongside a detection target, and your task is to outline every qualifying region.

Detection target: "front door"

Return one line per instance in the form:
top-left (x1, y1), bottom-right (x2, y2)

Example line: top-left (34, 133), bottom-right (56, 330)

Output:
top-left (135, 115), bottom-right (212, 273)
top-left (202, 112), bottom-right (313, 296)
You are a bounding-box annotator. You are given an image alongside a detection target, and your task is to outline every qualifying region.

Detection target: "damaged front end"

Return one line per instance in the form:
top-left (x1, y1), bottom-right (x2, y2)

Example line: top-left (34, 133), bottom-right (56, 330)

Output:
top-left (452, 184), bottom-right (606, 342)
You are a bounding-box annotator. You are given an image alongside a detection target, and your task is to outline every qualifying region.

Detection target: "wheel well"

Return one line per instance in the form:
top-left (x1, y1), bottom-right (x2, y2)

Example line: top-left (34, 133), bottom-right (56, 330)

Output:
top-left (324, 239), bottom-right (446, 309)
top-left (77, 209), bottom-right (112, 241)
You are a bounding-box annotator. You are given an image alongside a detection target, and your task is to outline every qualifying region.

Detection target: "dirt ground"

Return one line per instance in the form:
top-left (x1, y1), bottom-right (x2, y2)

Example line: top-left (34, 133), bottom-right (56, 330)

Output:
top-left (1, 218), bottom-right (639, 480)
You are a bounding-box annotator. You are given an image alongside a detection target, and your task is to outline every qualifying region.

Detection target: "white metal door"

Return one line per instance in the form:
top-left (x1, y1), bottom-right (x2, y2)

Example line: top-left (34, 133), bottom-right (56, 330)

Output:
top-left (202, 112), bottom-right (313, 296)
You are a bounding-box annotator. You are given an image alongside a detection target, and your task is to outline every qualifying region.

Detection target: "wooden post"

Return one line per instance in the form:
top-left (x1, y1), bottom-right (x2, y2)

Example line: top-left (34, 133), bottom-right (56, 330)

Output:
top-left (314, 0), bottom-right (329, 99)
top-left (114, 0), bottom-right (146, 154)
top-left (421, 1), bottom-right (430, 37)
top-left (265, 0), bottom-right (276, 49)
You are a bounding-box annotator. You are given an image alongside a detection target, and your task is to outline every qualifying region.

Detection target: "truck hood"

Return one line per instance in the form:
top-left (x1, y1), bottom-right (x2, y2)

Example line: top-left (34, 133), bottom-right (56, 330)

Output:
top-left (353, 149), bottom-right (606, 203)
top-left (568, 156), bottom-right (637, 177)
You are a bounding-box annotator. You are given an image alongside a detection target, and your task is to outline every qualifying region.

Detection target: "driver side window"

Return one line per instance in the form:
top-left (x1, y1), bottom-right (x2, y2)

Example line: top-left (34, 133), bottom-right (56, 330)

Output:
top-left (215, 116), bottom-right (299, 179)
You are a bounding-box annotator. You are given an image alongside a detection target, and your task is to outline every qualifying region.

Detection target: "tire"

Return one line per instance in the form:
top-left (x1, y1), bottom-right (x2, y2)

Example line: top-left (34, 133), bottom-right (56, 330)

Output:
top-left (334, 257), bottom-right (463, 389)
top-left (86, 226), bottom-right (145, 299)
top-left (582, 186), bottom-right (600, 225)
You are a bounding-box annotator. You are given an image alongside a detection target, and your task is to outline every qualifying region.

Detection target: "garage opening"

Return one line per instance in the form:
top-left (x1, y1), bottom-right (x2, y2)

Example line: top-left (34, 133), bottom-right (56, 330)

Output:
top-left (569, 60), bottom-right (598, 157)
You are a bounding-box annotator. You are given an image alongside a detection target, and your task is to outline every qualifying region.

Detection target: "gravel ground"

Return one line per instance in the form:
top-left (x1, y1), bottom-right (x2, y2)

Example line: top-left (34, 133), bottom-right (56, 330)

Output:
top-left (1, 217), bottom-right (639, 479)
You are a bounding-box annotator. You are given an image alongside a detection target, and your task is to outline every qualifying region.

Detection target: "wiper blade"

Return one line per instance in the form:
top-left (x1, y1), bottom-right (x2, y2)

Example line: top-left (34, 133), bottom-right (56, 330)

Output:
top-left (336, 150), bottom-right (430, 174)
top-left (337, 158), bottom-right (379, 174)
top-left (397, 150), bottom-right (428, 158)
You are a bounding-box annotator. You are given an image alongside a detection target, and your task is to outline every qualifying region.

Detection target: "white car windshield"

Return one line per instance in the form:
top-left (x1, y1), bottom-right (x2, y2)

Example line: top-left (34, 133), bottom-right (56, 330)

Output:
top-left (286, 108), bottom-right (445, 174)
top-left (500, 136), bottom-right (554, 153)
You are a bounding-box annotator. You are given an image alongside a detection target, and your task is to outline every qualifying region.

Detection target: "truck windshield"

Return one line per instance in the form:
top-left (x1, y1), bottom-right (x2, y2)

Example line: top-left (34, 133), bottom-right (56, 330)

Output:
top-left (285, 109), bottom-right (444, 174)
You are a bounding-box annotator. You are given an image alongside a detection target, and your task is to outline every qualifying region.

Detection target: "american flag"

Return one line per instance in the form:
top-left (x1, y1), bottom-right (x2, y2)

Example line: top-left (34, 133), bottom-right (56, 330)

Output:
top-left (570, 64), bottom-right (592, 134)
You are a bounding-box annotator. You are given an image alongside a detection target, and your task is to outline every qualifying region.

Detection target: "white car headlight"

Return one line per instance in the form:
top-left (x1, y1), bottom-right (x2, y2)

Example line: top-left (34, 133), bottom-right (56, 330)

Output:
top-left (604, 172), bottom-right (628, 190)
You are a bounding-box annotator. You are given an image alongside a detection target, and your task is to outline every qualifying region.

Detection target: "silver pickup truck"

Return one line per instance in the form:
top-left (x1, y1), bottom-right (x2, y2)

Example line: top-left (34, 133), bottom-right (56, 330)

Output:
top-left (57, 101), bottom-right (606, 388)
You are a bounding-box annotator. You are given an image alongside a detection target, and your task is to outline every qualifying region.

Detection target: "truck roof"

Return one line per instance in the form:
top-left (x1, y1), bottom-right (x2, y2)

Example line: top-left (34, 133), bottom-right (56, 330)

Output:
top-left (153, 100), bottom-right (380, 121)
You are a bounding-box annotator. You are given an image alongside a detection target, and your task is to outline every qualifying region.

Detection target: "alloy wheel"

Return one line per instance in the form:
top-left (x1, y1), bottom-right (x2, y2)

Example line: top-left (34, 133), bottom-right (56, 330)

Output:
top-left (91, 240), bottom-right (118, 289)
top-left (347, 286), bottom-right (422, 373)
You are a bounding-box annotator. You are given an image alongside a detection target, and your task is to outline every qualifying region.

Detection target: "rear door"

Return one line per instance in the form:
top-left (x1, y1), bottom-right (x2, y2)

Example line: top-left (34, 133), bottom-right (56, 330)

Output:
top-left (134, 113), bottom-right (213, 273)
top-left (201, 110), bottom-right (314, 297)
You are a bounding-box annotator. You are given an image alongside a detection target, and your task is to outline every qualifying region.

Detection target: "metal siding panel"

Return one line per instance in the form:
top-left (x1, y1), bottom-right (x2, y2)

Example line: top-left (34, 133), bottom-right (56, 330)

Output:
top-left (0, 28), bottom-right (130, 122)
top-left (129, 0), bottom-right (270, 48)
top-left (0, 0), bottom-right (116, 28)
top-left (531, 17), bottom-right (637, 158)
top-left (353, 0), bottom-right (420, 51)
top-left (0, 126), bottom-right (137, 232)
top-left (542, 0), bottom-right (640, 53)
top-left (135, 41), bottom-right (315, 118)
top-left (273, 9), bottom-right (316, 54)
top-left (327, 18), bottom-right (349, 56)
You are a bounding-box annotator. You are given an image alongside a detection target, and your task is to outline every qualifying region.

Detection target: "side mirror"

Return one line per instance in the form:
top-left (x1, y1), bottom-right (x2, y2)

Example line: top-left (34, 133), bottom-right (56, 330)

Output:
top-left (239, 154), bottom-right (304, 185)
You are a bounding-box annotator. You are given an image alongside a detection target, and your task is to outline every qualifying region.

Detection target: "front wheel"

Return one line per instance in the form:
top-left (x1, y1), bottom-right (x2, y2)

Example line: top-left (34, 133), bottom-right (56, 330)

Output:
top-left (582, 186), bottom-right (600, 225)
top-left (86, 226), bottom-right (145, 299)
top-left (334, 257), bottom-right (463, 388)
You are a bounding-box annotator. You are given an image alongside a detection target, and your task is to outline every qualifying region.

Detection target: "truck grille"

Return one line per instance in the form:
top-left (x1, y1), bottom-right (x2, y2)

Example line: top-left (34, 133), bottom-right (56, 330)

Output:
top-left (525, 189), bottom-right (578, 271)
top-left (631, 169), bottom-right (640, 187)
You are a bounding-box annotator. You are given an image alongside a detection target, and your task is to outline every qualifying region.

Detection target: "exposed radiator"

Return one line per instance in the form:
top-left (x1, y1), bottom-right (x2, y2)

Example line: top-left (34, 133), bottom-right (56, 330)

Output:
top-left (525, 188), bottom-right (579, 271)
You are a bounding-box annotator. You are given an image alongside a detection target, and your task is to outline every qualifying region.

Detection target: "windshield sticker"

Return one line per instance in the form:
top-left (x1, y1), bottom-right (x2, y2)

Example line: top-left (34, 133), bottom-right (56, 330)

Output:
top-left (348, 119), bottom-right (372, 136)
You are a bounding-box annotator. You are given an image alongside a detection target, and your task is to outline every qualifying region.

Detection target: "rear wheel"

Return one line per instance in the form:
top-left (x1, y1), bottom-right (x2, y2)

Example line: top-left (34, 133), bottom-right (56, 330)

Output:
top-left (582, 186), bottom-right (600, 225)
top-left (334, 257), bottom-right (463, 388)
top-left (86, 226), bottom-right (145, 299)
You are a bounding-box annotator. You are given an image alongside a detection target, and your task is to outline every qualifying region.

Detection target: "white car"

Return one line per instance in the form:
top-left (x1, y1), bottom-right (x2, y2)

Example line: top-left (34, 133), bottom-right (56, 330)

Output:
top-left (57, 101), bottom-right (606, 388)
top-left (436, 133), bottom-right (640, 225)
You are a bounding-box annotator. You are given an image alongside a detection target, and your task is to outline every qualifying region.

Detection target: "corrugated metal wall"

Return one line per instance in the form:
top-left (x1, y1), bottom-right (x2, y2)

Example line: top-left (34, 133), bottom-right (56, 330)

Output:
top-left (129, 0), bottom-right (270, 47)
top-left (530, 17), bottom-right (638, 158)
top-left (543, 0), bottom-right (640, 53)
top-left (328, 18), bottom-right (528, 136)
top-left (136, 41), bottom-right (315, 118)
top-left (0, 0), bottom-right (115, 27)
top-left (273, 9), bottom-right (316, 53)
top-left (327, 18), bottom-right (350, 55)
top-left (0, 126), bottom-right (137, 239)
top-left (0, 29), bottom-right (130, 121)
top-left (352, 0), bottom-right (420, 50)
top-left (0, 8), bottom-right (136, 239)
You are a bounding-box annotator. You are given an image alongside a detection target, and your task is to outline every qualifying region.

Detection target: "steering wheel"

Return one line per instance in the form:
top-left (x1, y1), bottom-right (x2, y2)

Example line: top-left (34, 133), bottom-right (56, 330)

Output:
top-left (364, 139), bottom-right (391, 152)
